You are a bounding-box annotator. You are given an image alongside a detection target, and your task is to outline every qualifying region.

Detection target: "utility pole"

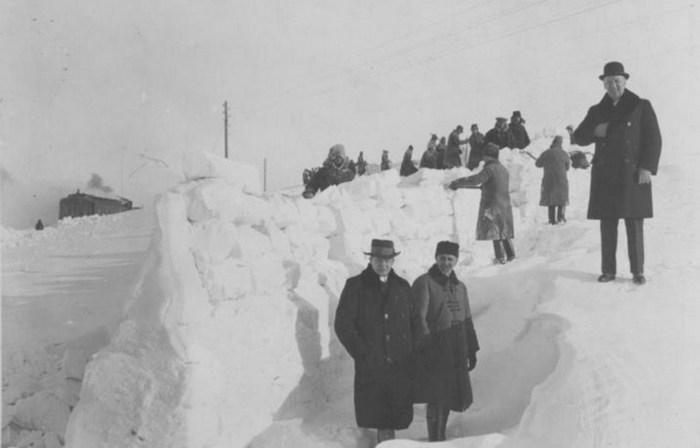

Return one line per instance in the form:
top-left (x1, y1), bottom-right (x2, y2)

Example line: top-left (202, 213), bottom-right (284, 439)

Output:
top-left (223, 101), bottom-right (229, 159)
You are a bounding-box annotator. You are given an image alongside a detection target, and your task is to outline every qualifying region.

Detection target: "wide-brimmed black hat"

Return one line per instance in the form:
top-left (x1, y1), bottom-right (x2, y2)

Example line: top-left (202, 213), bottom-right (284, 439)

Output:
top-left (599, 61), bottom-right (629, 80)
top-left (364, 239), bottom-right (401, 258)
top-left (435, 241), bottom-right (459, 258)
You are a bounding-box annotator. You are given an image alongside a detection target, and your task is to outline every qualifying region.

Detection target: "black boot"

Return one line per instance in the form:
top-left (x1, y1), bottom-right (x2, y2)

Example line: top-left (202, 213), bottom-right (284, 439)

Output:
top-left (548, 206), bottom-right (556, 224)
top-left (503, 239), bottom-right (515, 262)
top-left (436, 406), bottom-right (449, 441)
top-left (426, 404), bottom-right (439, 442)
top-left (377, 428), bottom-right (395, 443)
top-left (492, 240), bottom-right (506, 264)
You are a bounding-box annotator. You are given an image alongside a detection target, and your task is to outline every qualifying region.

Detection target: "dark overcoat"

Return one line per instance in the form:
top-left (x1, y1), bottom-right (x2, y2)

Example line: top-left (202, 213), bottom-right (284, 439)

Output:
top-left (444, 131), bottom-right (464, 169)
top-left (509, 123), bottom-right (531, 149)
top-left (303, 159), bottom-right (355, 198)
top-left (484, 127), bottom-right (511, 149)
top-left (411, 265), bottom-right (479, 412)
top-left (400, 153), bottom-right (419, 176)
top-left (451, 159), bottom-right (514, 240)
top-left (467, 132), bottom-right (486, 170)
top-left (535, 142), bottom-right (570, 206)
top-left (573, 89), bottom-right (662, 219)
top-left (334, 266), bottom-right (414, 430)
top-left (420, 148), bottom-right (438, 169)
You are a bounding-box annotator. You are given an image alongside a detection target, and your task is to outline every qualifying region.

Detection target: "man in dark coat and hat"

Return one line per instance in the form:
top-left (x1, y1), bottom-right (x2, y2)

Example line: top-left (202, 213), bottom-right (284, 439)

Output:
top-left (466, 124), bottom-right (486, 170)
top-left (536, 135), bottom-right (571, 224)
top-left (449, 144), bottom-right (515, 264)
top-left (509, 111), bottom-right (531, 150)
top-left (484, 117), bottom-right (512, 149)
top-left (400, 145), bottom-right (419, 176)
top-left (411, 241), bottom-right (479, 442)
top-left (335, 239), bottom-right (413, 443)
top-left (573, 61), bottom-right (662, 285)
top-left (445, 125), bottom-right (468, 169)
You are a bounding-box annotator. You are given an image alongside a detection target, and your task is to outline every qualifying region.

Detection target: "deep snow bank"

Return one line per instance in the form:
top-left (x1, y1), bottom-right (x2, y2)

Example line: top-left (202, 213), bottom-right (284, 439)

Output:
top-left (64, 144), bottom-right (557, 447)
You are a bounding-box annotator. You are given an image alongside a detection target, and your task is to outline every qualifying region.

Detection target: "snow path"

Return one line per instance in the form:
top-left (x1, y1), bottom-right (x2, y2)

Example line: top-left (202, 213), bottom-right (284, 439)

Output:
top-left (2, 210), bottom-right (153, 446)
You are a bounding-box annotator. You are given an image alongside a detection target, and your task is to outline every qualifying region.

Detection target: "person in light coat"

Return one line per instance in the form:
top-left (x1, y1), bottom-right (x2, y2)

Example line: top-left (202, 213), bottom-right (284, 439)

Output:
top-left (535, 135), bottom-right (570, 224)
top-left (449, 144), bottom-right (515, 264)
top-left (411, 241), bottom-right (479, 442)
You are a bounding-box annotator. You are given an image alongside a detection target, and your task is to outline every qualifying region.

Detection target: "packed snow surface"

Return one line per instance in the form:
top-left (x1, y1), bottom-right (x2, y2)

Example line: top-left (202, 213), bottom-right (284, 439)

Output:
top-left (3, 135), bottom-right (699, 448)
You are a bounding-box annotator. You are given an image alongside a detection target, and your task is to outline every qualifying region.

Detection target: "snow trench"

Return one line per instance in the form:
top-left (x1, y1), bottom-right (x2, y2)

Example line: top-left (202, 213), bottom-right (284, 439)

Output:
top-left (65, 148), bottom-right (582, 448)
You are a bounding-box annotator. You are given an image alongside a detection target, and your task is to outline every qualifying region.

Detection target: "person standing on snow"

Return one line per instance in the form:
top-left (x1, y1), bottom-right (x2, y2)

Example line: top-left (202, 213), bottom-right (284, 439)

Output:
top-left (381, 149), bottom-right (392, 171)
top-left (508, 111), bottom-right (531, 150)
top-left (573, 61), bottom-right (662, 285)
top-left (302, 144), bottom-right (355, 198)
top-left (411, 241), bottom-right (479, 442)
top-left (535, 135), bottom-right (571, 224)
top-left (444, 125), bottom-right (469, 169)
top-left (400, 145), bottom-right (419, 176)
top-left (484, 117), bottom-right (512, 149)
top-left (35, 219), bottom-right (44, 231)
top-left (466, 124), bottom-right (486, 170)
top-left (335, 239), bottom-right (414, 444)
top-left (420, 134), bottom-right (440, 169)
top-left (448, 143), bottom-right (515, 264)
top-left (436, 136), bottom-right (448, 169)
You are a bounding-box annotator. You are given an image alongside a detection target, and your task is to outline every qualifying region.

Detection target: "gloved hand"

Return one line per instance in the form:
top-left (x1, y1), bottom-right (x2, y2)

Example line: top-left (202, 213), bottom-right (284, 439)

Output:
top-left (467, 351), bottom-right (477, 371)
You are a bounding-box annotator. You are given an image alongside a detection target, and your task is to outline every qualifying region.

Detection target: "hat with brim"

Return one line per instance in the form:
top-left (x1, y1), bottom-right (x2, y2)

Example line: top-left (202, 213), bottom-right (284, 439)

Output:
top-left (599, 61), bottom-right (629, 80)
top-left (364, 239), bottom-right (401, 258)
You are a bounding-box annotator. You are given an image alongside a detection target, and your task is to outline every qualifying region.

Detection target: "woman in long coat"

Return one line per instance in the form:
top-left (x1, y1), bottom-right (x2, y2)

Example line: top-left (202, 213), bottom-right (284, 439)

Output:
top-left (411, 241), bottom-right (479, 441)
top-left (400, 145), bottom-right (419, 176)
top-left (535, 135), bottom-right (570, 224)
top-left (449, 144), bottom-right (515, 264)
top-left (334, 240), bottom-right (413, 443)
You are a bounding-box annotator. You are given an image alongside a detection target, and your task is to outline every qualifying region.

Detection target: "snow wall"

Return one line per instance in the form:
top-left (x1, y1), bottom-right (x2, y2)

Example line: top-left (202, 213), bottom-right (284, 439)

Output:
top-left (64, 146), bottom-right (552, 448)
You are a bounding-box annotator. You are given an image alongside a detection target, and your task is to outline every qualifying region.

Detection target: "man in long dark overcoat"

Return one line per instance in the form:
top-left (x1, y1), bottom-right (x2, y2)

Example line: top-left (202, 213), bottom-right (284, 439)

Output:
top-left (466, 124), bottom-right (486, 170)
top-left (334, 239), bottom-right (413, 443)
top-left (411, 241), bottom-right (479, 442)
top-left (445, 125), bottom-right (468, 169)
top-left (449, 144), bottom-right (516, 264)
top-left (573, 61), bottom-right (662, 285)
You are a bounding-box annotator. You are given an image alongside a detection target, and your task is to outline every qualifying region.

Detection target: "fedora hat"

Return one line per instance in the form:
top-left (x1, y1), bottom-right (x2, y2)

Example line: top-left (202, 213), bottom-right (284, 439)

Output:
top-left (364, 239), bottom-right (401, 258)
top-left (599, 61), bottom-right (629, 80)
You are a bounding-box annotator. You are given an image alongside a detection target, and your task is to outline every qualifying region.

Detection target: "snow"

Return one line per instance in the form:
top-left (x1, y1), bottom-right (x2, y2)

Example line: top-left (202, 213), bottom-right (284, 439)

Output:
top-left (2, 140), bottom-right (700, 448)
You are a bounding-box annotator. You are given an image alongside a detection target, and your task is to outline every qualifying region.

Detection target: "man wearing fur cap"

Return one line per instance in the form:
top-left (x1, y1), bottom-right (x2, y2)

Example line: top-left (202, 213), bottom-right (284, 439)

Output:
top-left (509, 111), bottom-right (531, 149)
top-left (411, 241), bottom-right (479, 441)
top-left (302, 144), bottom-right (355, 198)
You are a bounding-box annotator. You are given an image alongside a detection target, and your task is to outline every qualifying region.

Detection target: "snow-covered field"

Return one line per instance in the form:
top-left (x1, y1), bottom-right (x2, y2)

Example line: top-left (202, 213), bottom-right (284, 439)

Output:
top-left (2, 136), bottom-right (699, 448)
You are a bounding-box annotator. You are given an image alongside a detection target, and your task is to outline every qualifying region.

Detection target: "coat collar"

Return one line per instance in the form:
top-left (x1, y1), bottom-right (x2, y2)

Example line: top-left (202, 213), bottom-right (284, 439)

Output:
top-left (360, 264), bottom-right (398, 287)
top-left (428, 264), bottom-right (459, 286)
top-left (598, 88), bottom-right (640, 122)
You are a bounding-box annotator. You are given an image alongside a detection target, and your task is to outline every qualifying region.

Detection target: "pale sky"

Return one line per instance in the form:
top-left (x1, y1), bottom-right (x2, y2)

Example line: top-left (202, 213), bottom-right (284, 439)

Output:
top-left (2, 0), bottom-right (699, 228)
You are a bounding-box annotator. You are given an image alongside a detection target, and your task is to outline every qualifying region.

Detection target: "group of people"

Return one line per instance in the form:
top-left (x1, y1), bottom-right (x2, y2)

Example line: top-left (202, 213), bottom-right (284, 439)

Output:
top-left (335, 239), bottom-right (479, 443)
top-left (302, 111), bottom-right (532, 199)
top-left (333, 61), bottom-right (662, 443)
top-left (400, 110), bottom-right (532, 176)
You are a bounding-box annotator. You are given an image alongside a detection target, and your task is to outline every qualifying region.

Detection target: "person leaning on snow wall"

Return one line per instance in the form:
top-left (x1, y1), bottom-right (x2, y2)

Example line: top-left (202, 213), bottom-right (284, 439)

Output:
top-left (410, 241), bottom-right (479, 442)
top-left (535, 135), bottom-right (571, 225)
top-left (302, 144), bottom-right (355, 199)
top-left (334, 239), bottom-right (414, 444)
top-left (448, 143), bottom-right (516, 264)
